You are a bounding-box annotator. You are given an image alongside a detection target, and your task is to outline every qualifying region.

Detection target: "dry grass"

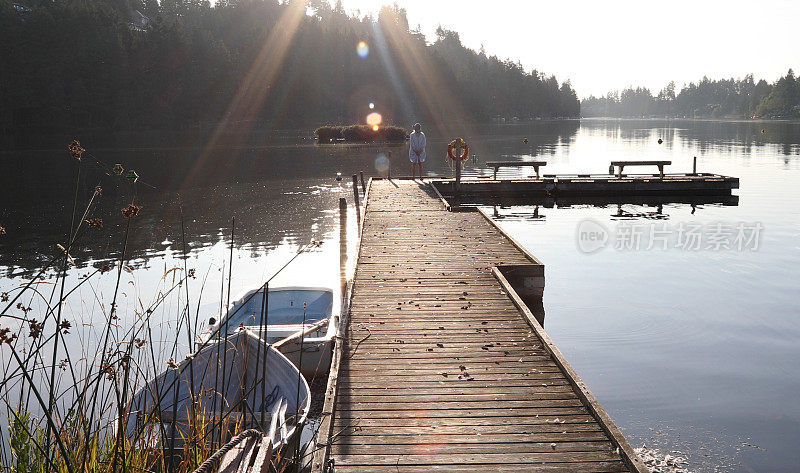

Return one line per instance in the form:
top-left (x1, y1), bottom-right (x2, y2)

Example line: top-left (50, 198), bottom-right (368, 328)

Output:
top-left (0, 141), bottom-right (311, 473)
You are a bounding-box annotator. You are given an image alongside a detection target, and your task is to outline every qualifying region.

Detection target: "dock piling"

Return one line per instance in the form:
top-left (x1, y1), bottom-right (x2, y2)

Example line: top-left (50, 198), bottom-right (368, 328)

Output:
top-left (359, 171), bottom-right (366, 193)
top-left (351, 174), bottom-right (360, 224)
top-left (454, 159), bottom-right (462, 192)
top-left (339, 197), bottom-right (347, 297)
top-left (693, 156), bottom-right (697, 175)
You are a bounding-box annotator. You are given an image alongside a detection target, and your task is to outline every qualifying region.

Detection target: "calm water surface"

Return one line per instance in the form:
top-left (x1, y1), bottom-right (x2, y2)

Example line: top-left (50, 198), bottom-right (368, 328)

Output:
top-left (0, 120), bottom-right (798, 472)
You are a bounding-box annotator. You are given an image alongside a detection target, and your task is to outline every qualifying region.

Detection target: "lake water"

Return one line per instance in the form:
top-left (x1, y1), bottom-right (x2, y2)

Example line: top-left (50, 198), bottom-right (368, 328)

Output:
top-left (0, 119), bottom-right (798, 472)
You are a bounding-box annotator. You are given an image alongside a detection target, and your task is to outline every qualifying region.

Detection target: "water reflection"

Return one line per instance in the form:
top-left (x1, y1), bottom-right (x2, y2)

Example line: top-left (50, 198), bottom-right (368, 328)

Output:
top-left (481, 121), bottom-right (800, 473)
top-left (0, 121), bottom-right (580, 276)
top-left (0, 119), bottom-right (798, 472)
top-left (582, 118), bottom-right (800, 157)
top-left (0, 179), bottom-right (349, 278)
top-left (452, 194), bottom-right (739, 213)
top-left (488, 199), bottom-right (741, 224)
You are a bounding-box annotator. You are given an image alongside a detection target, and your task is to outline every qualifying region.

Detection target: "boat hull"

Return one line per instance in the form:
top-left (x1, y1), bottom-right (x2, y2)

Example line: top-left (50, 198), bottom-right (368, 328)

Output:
top-left (126, 329), bottom-right (311, 452)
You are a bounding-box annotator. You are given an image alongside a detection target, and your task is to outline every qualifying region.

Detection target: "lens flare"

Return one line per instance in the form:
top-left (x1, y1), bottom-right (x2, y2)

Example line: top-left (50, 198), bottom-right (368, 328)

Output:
top-left (369, 102), bottom-right (375, 109)
top-left (372, 125), bottom-right (380, 131)
top-left (375, 153), bottom-right (390, 175)
top-left (356, 41), bottom-right (369, 58)
top-left (366, 112), bottom-right (382, 127)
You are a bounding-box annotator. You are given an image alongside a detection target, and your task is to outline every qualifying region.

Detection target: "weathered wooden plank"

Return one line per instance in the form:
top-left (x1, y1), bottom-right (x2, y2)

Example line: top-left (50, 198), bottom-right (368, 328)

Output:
top-left (332, 415), bottom-right (599, 429)
top-left (341, 363), bottom-right (563, 373)
top-left (338, 368), bottom-right (565, 378)
top-left (336, 380), bottom-right (574, 390)
top-left (333, 385), bottom-right (577, 396)
top-left (331, 451), bottom-right (624, 465)
top-left (338, 398), bottom-right (584, 411)
top-left (332, 433), bottom-right (610, 444)
top-left (332, 462), bottom-right (629, 473)
top-left (332, 407), bottom-right (589, 419)
top-left (332, 441), bottom-right (615, 455)
top-left (337, 389), bottom-right (576, 400)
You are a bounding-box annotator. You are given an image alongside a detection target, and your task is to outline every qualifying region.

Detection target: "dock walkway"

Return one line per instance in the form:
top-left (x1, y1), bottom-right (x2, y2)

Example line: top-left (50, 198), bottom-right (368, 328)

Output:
top-left (313, 179), bottom-right (646, 473)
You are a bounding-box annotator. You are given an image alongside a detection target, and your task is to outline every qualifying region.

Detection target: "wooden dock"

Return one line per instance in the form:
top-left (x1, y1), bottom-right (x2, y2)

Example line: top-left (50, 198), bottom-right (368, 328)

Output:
top-left (433, 172), bottom-right (739, 198)
top-left (312, 179), bottom-right (648, 473)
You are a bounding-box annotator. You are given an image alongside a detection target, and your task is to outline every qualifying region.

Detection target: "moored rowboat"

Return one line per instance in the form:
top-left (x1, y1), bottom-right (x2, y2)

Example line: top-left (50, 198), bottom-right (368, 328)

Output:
top-left (126, 328), bottom-right (310, 452)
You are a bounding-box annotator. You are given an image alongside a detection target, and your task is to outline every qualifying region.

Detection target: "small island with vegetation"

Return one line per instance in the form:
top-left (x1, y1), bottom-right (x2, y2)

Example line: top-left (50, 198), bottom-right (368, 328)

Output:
top-left (315, 125), bottom-right (408, 144)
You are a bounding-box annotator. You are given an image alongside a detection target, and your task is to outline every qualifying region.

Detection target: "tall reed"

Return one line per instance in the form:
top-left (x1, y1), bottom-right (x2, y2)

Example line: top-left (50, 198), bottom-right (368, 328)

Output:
top-left (0, 142), bottom-right (309, 473)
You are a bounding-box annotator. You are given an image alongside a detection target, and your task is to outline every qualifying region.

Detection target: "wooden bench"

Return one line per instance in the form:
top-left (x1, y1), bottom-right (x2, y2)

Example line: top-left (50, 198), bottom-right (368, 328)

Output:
top-left (610, 160), bottom-right (671, 178)
top-left (486, 161), bottom-right (547, 179)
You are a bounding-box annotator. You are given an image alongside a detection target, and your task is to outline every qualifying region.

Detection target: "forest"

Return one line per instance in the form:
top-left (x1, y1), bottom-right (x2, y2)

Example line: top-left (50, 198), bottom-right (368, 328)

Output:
top-left (581, 71), bottom-right (800, 119)
top-left (0, 0), bottom-right (580, 146)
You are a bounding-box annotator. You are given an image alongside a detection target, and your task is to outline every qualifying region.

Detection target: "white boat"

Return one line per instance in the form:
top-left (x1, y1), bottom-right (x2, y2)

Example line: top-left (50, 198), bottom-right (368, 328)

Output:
top-left (209, 286), bottom-right (337, 378)
top-left (126, 328), bottom-right (310, 452)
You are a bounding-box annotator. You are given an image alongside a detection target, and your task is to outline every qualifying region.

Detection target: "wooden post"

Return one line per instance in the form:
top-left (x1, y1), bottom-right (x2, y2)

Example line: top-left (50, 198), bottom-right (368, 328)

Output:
top-left (352, 174), bottom-right (361, 224)
top-left (693, 156), bottom-right (697, 175)
top-left (455, 159), bottom-right (462, 192)
top-left (359, 171), bottom-right (366, 193)
top-left (339, 197), bottom-right (347, 297)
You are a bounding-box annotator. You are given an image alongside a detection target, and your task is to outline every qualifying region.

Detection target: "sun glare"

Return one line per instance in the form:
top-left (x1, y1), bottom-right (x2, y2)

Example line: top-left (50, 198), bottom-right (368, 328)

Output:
top-left (356, 41), bottom-right (369, 58)
top-left (366, 112), bottom-right (382, 127)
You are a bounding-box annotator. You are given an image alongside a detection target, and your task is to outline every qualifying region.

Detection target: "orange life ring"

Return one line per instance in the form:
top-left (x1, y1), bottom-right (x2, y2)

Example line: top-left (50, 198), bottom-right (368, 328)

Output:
top-left (447, 138), bottom-right (469, 161)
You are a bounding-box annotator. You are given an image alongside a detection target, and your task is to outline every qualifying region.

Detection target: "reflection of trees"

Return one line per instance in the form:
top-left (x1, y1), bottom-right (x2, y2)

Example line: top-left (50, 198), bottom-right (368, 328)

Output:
top-left (580, 119), bottom-right (800, 156)
top-left (0, 176), bottom-right (344, 278)
top-left (459, 121), bottom-right (580, 178)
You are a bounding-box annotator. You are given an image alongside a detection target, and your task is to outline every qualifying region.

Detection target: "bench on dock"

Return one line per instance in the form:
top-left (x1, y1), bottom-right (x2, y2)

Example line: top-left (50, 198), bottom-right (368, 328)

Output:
top-left (486, 160), bottom-right (547, 179)
top-left (611, 160), bottom-right (671, 178)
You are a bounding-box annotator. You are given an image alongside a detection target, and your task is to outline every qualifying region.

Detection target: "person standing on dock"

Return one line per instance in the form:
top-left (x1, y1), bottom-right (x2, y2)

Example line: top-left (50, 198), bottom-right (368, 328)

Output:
top-left (409, 122), bottom-right (426, 179)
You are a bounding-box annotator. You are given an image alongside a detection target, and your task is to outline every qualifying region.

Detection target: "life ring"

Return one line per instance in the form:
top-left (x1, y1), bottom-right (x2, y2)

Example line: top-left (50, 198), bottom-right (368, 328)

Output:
top-left (447, 138), bottom-right (469, 161)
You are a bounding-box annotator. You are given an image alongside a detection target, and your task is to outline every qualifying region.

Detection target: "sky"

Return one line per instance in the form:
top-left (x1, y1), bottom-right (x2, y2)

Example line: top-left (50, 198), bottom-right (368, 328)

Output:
top-left (335, 0), bottom-right (800, 98)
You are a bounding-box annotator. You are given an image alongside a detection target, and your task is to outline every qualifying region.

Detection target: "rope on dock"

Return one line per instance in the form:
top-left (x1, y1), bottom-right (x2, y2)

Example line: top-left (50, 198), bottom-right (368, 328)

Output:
top-left (191, 429), bottom-right (262, 473)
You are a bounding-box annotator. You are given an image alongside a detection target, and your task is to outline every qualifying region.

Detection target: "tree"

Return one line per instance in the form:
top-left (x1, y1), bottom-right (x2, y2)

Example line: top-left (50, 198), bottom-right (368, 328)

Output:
top-left (0, 0), bottom-right (582, 145)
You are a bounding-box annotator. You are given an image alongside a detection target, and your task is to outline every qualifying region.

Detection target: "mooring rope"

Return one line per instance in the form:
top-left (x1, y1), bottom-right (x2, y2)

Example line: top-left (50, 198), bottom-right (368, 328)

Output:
top-left (191, 428), bottom-right (263, 473)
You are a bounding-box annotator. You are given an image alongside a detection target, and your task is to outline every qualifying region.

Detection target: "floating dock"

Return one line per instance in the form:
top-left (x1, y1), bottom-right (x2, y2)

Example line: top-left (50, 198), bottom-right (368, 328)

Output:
top-left (433, 172), bottom-right (739, 198)
top-left (312, 179), bottom-right (648, 473)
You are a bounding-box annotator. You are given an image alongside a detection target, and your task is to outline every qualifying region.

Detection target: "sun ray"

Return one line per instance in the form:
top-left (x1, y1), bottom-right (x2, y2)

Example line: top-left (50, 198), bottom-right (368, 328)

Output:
top-left (182, 0), bottom-right (310, 189)
top-left (376, 8), bottom-right (479, 144)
